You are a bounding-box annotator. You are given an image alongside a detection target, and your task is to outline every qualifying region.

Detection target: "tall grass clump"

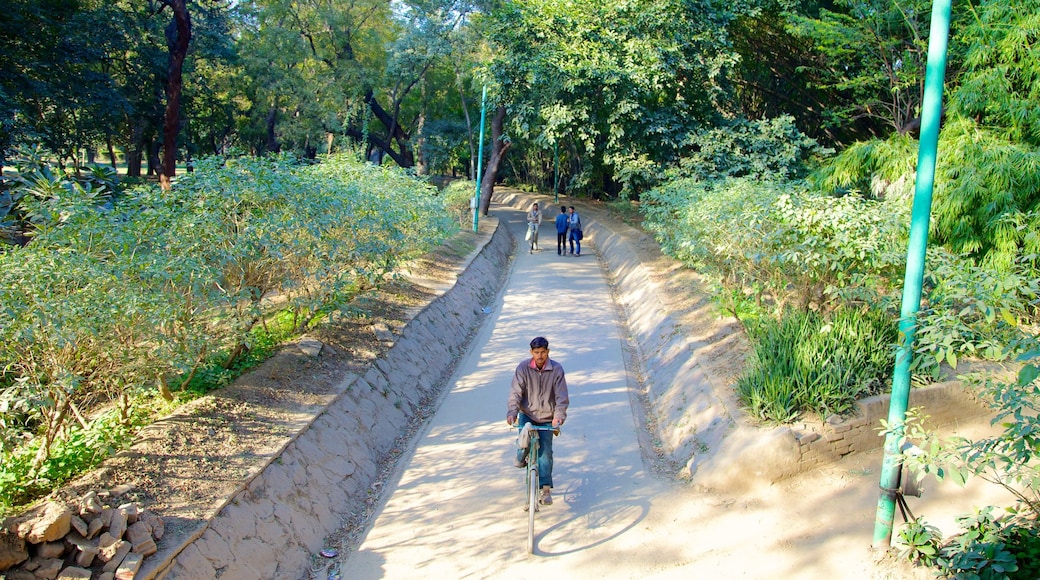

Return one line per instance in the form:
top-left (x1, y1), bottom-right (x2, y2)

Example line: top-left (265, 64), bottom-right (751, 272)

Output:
top-left (738, 307), bottom-right (897, 422)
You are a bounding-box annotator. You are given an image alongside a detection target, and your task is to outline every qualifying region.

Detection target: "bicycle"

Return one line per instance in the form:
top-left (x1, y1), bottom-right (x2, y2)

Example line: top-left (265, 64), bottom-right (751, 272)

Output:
top-left (514, 421), bottom-right (560, 553)
top-left (526, 222), bottom-right (538, 254)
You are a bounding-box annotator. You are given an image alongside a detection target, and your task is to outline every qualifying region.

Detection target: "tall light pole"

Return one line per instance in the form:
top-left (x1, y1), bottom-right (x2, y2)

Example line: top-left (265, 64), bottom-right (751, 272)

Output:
top-left (473, 85), bottom-right (487, 233)
top-left (873, 0), bottom-right (952, 550)
top-left (553, 140), bottom-right (559, 204)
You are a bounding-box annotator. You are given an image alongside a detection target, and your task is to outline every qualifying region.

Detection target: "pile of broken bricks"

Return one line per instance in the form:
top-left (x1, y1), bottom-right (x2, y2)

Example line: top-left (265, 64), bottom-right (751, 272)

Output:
top-left (1, 486), bottom-right (163, 579)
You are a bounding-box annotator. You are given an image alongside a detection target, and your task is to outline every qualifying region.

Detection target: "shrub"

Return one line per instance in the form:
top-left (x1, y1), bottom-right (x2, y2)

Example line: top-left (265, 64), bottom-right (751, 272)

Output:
top-left (897, 351), bottom-right (1040, 577)
top-left (737, 306), bottom-right (897, 422)
top-left (0, 152), bottom-right (457, 511)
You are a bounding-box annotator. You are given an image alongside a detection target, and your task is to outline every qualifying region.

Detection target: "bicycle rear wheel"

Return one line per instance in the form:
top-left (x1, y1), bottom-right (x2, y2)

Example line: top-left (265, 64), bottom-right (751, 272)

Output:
top-left (527, 464), bottom-right (538, 553)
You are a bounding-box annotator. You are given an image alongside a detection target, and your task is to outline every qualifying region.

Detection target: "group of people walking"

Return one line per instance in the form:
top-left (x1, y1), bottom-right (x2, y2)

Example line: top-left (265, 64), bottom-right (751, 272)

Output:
top-left (526, 203), bottom-right (582, 256)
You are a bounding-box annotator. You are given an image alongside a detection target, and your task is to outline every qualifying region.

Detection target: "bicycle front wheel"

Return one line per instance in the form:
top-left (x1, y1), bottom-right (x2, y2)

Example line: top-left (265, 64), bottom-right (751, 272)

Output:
top-left (527, 465), bottom-right (538, 553)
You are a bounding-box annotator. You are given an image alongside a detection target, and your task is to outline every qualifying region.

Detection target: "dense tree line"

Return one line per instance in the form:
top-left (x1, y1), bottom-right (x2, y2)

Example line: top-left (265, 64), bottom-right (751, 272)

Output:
top-left (1, 0), bottom-right (1037, 247)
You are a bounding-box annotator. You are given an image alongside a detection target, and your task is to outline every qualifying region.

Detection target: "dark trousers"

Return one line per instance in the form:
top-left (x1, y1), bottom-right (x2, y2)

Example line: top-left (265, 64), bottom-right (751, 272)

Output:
top-left (557, 232), bottom-right (567, 254)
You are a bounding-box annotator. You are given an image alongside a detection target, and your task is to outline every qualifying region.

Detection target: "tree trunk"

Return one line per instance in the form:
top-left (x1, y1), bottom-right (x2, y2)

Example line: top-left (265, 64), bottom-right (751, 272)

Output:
top-left (160, 0), bottom-right (192, 192)
top-left (265, 103), bottom-right (280, 154)
top-left (106, 137), bottom-right (118, 170)
top-left (479, 105), bottom-right (511, 216)
top-left (127, 121), bottom-right (144, 177)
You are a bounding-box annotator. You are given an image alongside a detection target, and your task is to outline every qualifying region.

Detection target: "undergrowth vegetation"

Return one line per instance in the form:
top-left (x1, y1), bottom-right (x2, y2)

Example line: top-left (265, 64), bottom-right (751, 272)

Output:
top-left (0, 152), bottom-right (458, 514)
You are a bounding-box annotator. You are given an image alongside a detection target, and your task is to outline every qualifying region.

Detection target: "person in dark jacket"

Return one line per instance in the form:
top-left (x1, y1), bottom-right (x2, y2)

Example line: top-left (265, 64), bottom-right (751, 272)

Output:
top-left (554, 205), bottom-right (569, 256)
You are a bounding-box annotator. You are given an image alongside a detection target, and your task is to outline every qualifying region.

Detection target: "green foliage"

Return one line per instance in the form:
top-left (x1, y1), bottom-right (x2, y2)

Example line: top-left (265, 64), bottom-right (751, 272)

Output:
top-left (671, 116), bottom-right (831, 182)
top-left (949, 3), bottom-right (1040, 147)
top-left (641, 176), bottom-right (909, 313)
top-left (0, 152), bottom-right (455, 512)
top-left (1005, 525), bottom-right (1040, 579)
top-left (912, 250), bottom-right (1039, 377)
top-left (896, 352), bottom-right (1040, 577)
top-left (781, 0), bottom-right (940, 135)
top-left (440, 179), bottom-right (477, 227)
top-left (808, 5), bottom-right (1040, 272)
top-left (0, 395), bottom-right (167, 514)
top-left (643, 159), bottom-right (1037, 422)
top-left (808, 135), bottom-right (920, 198)
top-left (481, 0), bottom-right (740, 197)
top-left (931, 118), bottom-right (1040, 270)
top-left (737, 307), bottom-right (897, 422)
top-left (898, 519), bottom-right (943, 566)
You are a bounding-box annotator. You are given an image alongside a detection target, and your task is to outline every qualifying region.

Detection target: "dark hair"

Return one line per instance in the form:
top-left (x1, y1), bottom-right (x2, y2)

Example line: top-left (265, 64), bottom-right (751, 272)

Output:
top-left (529, 336), bottom-right (549, 349)
top-left (560, 206), bottom-right (566, 212)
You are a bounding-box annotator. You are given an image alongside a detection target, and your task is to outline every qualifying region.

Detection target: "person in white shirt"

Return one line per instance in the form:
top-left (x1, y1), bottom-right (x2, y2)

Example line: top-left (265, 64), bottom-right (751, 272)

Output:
top-left (526, 203), bottom-right (543, 253)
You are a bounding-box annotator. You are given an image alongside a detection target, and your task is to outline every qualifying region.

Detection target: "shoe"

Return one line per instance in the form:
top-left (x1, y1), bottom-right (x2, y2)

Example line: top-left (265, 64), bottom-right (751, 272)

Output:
top-left (539, 487), bottom-right (553, 505)
top-left (575, 252), bottom-right (580, 257)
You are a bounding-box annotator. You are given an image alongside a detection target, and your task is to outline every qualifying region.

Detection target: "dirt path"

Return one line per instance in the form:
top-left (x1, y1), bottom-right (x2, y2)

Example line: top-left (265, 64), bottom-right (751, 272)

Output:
top-left (331, 198), bottom-right (1015, 579)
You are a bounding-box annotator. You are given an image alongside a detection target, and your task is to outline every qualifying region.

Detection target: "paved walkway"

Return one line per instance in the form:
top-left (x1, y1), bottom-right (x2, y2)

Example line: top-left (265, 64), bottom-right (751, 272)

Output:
top-left (338, 200), bottom-right (687, 577)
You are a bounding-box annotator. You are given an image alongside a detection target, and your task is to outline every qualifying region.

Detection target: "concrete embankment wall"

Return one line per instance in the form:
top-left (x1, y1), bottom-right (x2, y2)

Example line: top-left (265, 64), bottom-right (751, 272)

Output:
top-left (147, 217), bottom-right (513, 579)
top-left (495, 190), bottom-right (992, 492)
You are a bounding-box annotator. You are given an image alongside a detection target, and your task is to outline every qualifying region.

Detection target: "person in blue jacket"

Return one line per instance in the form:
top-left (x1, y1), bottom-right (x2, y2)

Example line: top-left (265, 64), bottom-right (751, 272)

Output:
top-left (554, 205), bottom-right (569, 256)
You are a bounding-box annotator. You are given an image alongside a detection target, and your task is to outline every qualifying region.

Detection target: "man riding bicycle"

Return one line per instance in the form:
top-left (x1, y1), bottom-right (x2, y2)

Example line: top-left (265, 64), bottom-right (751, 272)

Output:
top-left (506, 336), bottom-right (569, 506)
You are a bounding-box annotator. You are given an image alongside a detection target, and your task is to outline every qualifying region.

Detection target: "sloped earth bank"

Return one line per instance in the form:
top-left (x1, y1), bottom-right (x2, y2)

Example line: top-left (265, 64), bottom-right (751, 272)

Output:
top-left (12, 187), bottom-right (1012, 579)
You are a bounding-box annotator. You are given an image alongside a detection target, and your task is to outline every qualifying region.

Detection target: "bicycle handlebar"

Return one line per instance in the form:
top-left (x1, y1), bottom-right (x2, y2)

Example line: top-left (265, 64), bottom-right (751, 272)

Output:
top-left (512, 422), bottom-right (561, 435)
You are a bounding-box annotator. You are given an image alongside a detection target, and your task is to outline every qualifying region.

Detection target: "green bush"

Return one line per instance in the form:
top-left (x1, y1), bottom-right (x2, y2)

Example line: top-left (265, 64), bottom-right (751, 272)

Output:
top-left (737, 307), bottom-right (897, 422)
top-left (0, 152), bottom-right (457, 512)
top-left (898, 352), bottom-right (1040, 577)
top-left (441, 179), bottom-right (477, 227)
top-left (641, 176), bottom-right (909, 313)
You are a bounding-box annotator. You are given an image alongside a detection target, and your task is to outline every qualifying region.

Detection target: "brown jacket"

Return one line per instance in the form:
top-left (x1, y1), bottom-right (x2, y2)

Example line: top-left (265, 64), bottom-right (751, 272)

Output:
top-left (507, 358), bottom-right (569, 425)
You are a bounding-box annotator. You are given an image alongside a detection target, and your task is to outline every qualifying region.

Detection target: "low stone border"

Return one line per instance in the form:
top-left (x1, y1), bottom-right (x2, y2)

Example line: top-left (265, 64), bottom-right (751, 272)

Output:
top-left (140, 217), bottom-right (513, 579)
top-left (494, 190), bottom-right (992, 492)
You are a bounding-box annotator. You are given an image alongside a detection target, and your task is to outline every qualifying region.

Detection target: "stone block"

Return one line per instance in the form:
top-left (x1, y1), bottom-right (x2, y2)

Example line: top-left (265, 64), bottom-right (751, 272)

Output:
top-left (138, 510), bottom-right (164, 541)
top-left (107, 509), bottom-right (128, 541)
top-left (78, 492), bottom-right (102, 516)
top-left (130, 537), bottom-right (156, 556)
top-left (124, 522), bottom-right (151, 548)
top-left (36, 540), bottom-right (65, 559)
top-left (0, 529), bottom-right (29, 570)
top-left (116, 504), bottom-right (138, 525)
top-left (68, 515), bottom-right (88, 537)
top-left (114, 552), bottom-right (142, 580)
top-left (15, 502), bottom-right (71, 544)
top-left (101, 541), bottom-right (131, 572)
top-left (56, 566), bottom-right (92, 579)
top-left (33, 557), bottom-right (63, 579)
top-left (86, 516), bottom-right (104, 539)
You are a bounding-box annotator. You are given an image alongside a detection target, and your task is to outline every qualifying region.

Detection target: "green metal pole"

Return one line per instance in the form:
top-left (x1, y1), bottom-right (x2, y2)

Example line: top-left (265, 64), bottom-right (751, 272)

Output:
top-left (873, 0), bottom-right (952, 550)
top-left (473, 86), bottom-right (488, 233)
top-left (553, 140), bottom-right (559, 204)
